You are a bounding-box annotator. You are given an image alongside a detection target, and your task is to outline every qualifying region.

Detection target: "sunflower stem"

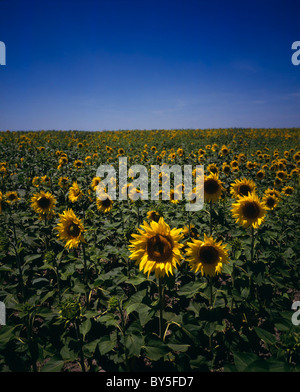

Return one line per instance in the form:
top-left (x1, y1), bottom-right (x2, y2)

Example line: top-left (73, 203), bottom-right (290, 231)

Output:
top-left (250, 226), bottom-right (255, 263)
top-left (82, 243), bottom-right (89, 308)
top-left (209, 201), bottom-right (212, 236)
top-left (10, 215), bottom-right (25, 301)
top-left (158, 277), bottom-right (164, 339)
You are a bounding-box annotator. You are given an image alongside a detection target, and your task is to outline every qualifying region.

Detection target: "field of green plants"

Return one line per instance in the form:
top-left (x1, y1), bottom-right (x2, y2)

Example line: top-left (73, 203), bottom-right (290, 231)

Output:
top-left (0, 128), bottom-right (299, 372)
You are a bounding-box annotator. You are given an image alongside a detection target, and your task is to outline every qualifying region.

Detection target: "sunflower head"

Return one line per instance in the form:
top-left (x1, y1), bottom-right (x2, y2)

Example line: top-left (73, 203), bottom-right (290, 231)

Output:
top-left (230, 178), bottom-right (256, 199)
top-left (186, 234), bottom-right (229, 277)
top-left (231, 193), bottom-right (266, 229)
top-left (262, 194), bottom-right (279, 210)
top-left (147, 210), bottom-right (161, 222)
top-left (5, 191), bottom-right (20, 204)
top-left (96, 192), bottom-right (113, 213)
top-left (68, 181), bottom-right (83, 203)
top-left (204, 173), bottom-right (224, 203)
top-left (31, 191), bottom-right (56, 219)
top-left (56, 209), bottom-right (85, 249)
top-left (281, 186), bottom-right (294, 197)
top-left (129, 217), bottom-right (183, 278)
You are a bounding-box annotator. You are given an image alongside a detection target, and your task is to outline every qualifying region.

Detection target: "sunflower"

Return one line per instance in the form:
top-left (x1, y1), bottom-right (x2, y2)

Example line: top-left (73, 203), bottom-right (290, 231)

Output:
top-left (56, 209), bottom-right (85, 249)
top-left (255, 170), bottom-right (265, 180)
top-left (222, 163), bottom-right (231, 175)
top-left (276, 170), bottom-right (288, 181)
top-left (74, 159), bottom-right (83, 169)
top-left (185, 234), bottom-right (229, 277)
top-left (32, 176), bottom-right (40, 187)
top-left (147, 210), bottom-right (161, 222)
top-left (68, 181), bottom-right (83, 203)
top-left (264, 188), bottom-right (281, 199)
top-left (58, 176), bottom-right (70, 189)
top-left (220, 145), bottom-right (229, 156)
top-left (96, 192), bottom-right (113, 213)
top-left (5, 191), bottom-right (20, 204)
top-left (129, 217), bottom-right (183, 278)
top-left (230, 178), bottom-right (256, 199)
top-left (281, 185), bottom-right (294, 197)
top-left (207, 163), bottom-right (219, 175)
top-left (262, 194), bottom-right (279, 210)
top-left (231, 193), bottom-right (266, 229)
top-left (203, 173), bottom-right (224, 203)
top-left (169, 189), bottom-right (181, 204)
top-left (31, 191), bottom-right (56, 219)
top-left (91, 176), bottom-right (102, 191)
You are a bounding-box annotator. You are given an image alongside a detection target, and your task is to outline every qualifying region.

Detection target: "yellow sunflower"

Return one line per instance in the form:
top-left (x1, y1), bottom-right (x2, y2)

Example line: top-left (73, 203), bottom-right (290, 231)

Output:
top-left (147, 210), bottom-right (161, 222)
top-left (58, 176), bottom-right (70, 189)
top-left (5, 191), bottom-right (20, 204)
top-left (203, 173), bottom-right (224, 203)
top-left (56, 209), bottom-right (85, 249)
top-left (262, 194), bottom-right (279, 210)
top-left (230, 178), bottom-right (256, 199)
top-left (68, 181), bottom-right (83, 203)
top-left (96, 193), bottom-right (113, 213)
top-left (185, 234), bottom-right (229, 277)
top-left (129, 217), bottom-right (183, 278)
top-left (31, 191), bottom-right (56, 219)
top-left (281, 185), bottom-right (294, 197)
top-left (231, 193), bottom-right (266, 229)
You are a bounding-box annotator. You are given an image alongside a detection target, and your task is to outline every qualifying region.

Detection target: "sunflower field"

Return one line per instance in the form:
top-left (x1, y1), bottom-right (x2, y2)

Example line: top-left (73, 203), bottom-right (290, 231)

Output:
top-left (0, 128), bottom-right (299, 373)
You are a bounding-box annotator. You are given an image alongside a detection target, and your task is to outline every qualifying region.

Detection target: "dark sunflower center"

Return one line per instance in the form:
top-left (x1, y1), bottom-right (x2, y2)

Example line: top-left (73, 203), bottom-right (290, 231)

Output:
top-left (266, 197), bottom-right (275, 208)
top-left (242, 201), bottom-right (260, 219)
top-left (38, 196), bottom-right (51, 209)
top-left (101, 197), bottom-right (111, 208)
top-left (239, 184), bottom-right (251, 196)
top-left (204, 179), bottom-right (220, 194)
top-left (68, 223), bottom-right (81, 237)
top-left (199, 245), bottom-right (219, 265)
top-left (285, 188), bottom-right (293, 194)
top-left (8, 194), bottom-right (17, 201)
top-left (147, 234), bottom-right (173, 262)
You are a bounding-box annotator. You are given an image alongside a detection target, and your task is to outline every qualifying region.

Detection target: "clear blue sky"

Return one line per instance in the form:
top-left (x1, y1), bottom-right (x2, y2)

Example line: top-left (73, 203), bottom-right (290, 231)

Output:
top-left (0, 0), bottom-right (299, 131)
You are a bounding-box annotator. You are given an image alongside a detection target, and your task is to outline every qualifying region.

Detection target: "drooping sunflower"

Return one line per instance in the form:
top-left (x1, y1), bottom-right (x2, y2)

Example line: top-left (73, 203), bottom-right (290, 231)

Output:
top-left (185, 234), bottom-right (229, 277)
top-left (203, 173), bottom-right (224, 203)
top-left (68, 181), bottom-right (83, 203)
top-left (230, 178), bottom-right (256, 199)
top-left (56, 209), bottom-right (85, 249)
top-left (147, 210), bottom-right (161, 222)
top-left (129, 217), bottom-right (183, 278)
top-left (231, 193), bottom-right (266, 229)
top-left (96, 192), bottom-right (113, 213)
top-left (31, 191), bottom-right (56, 219)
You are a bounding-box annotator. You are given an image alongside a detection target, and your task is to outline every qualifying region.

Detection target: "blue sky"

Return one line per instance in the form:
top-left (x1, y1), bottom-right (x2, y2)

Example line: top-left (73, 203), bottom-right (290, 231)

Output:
top-left (0, 0), bottom-right (299, 131)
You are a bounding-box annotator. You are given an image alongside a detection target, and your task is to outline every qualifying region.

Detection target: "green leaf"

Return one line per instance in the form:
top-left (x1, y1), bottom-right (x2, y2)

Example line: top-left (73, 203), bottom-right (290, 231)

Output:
top-left (98, 336), bottom-right (116, 356)
top-left (233, 352), bottom-right (259, 372)
top-left (41, 356), bottom-right (64, 372)
top-left (167, 343), bottom-right (190, 353)
top-left (123, 333), bottom-right (144, 357)
top-left (80, 318), bottom-right (92, 340)
top-left (254, 327), bottom-right (277, 346)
